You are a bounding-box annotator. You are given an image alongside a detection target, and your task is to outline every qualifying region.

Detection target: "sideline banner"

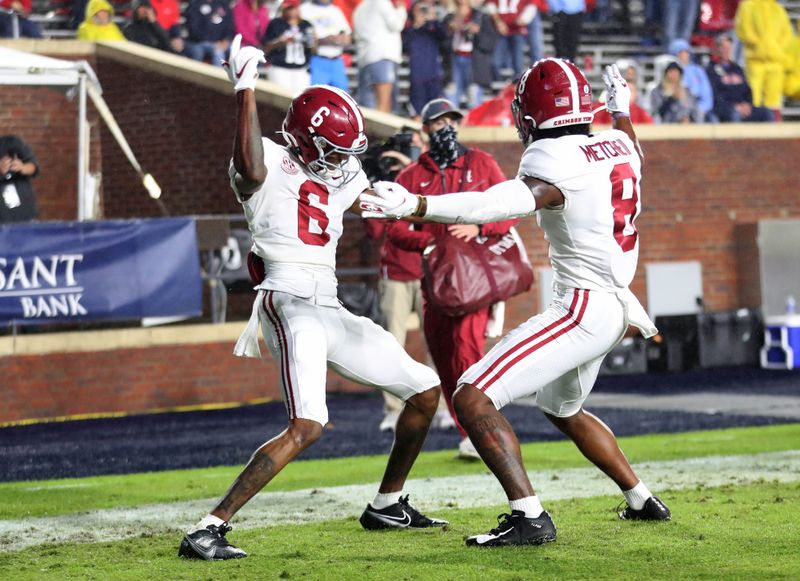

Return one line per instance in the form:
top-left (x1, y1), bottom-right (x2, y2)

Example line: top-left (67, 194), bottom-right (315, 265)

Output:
top-left (0, 218), bottom-right (202, 325)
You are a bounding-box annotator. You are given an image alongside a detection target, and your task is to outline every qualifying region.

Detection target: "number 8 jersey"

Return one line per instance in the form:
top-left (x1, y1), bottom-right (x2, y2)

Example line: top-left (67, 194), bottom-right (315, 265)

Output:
top-left (518, 129), bottom-right (642, 292)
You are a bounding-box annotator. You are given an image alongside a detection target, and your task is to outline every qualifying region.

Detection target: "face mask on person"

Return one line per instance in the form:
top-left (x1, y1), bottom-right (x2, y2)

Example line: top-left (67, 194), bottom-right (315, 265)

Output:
top-left (428, 124), bottom-right (460, 168)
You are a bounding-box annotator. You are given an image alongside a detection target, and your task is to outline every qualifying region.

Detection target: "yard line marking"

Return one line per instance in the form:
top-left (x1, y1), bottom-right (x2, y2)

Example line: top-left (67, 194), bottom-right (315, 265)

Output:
top-left (0, 450), bottom-right (798, 552)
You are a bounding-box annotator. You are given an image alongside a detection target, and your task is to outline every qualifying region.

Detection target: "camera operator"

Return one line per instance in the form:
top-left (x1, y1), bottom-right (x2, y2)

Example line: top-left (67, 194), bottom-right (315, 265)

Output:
top-left (361, 126), bottom-right (423, 182)
top-left (263, 0), bottom-right (315, 94)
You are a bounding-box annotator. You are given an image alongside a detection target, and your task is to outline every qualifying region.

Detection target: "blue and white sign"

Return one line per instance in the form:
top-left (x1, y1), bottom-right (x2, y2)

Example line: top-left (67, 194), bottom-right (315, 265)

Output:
top-left (0, 218), bottom-right (202, 325)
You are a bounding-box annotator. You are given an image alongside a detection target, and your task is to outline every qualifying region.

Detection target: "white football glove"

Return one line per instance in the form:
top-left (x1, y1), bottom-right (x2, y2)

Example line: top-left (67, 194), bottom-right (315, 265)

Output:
top-left (222, 34), bottom-right (266, 93)
top-left (359, 181), bottom-right (420, 219)
top-left (603, 64), bottom-right (631, 117)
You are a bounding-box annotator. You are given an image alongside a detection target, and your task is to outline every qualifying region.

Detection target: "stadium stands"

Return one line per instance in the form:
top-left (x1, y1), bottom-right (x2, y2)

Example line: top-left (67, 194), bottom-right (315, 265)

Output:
top-left (15, 0), bottom-right (800, 118)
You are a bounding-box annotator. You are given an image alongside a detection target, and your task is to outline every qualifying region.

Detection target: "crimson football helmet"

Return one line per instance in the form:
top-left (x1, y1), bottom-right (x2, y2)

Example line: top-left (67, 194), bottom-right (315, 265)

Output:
top-left (281, 85), bottom-right (368, 186)
top-left (512, 58), bottom-right (594, 145)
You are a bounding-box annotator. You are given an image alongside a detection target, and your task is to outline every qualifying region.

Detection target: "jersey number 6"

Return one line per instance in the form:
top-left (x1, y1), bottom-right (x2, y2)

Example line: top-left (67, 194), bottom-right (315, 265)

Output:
top-left (298, 180), bottom-right (331, 246)
top-left (610, 162), bottom-right (639, 252)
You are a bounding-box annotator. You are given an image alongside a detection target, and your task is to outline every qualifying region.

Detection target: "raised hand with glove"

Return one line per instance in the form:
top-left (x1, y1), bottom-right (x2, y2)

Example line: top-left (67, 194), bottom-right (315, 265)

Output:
top-left (222, 34), bottom-right (267, 93)
top-left (603, 64), bottom-right (631, 119)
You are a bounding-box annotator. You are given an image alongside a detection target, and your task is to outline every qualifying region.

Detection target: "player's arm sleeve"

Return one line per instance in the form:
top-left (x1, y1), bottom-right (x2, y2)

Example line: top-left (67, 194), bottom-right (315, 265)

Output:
top-left (477, 154), bottom-right (519, 236)
top-left (423, 178), bottom-right (536, 224)
top-left (421, 143), bottom-right (571, 223)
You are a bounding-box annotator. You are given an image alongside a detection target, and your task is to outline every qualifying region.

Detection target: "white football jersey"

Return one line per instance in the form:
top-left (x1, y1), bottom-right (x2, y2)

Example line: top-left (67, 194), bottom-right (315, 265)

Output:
top-left (518, 129), bottom-right (642, 291)
top-left (230, 137), bottom-right (369, 298)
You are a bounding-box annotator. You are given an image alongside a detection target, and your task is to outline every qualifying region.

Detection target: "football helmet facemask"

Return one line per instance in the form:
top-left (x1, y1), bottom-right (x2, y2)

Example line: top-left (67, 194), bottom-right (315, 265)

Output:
top-left (280, 85), bottom-right (368, 187)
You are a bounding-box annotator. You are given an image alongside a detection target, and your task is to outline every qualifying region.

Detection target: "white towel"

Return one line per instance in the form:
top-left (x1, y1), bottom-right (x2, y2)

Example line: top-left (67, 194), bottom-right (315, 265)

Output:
top-left (617, 288), bottom-right (658, 339)
top-left (233, 289), bottom-right (265, 358)
top-left (485, 301), bottom-right (506, 338)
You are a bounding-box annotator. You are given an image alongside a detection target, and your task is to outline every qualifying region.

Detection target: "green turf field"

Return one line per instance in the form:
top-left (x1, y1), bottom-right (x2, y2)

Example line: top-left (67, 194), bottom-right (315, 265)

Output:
top-left (1, 424), bottom-right (799, 580)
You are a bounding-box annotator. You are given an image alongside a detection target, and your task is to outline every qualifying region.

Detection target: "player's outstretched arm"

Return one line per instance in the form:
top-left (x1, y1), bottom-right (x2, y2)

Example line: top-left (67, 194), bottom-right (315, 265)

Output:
top-left (359, 178), bottom-right (560, 224)
top-left (223, 34), bottom-right (268, 198)
top-left (603, 64), bottom-right (644, 167)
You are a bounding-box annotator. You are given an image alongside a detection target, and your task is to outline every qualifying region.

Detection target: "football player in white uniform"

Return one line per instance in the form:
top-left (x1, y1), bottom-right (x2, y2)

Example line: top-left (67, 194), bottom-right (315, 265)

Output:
top-left (361, 59), bottom-right (672, 547)
top-left (179, 35), bottom-right (446, 561)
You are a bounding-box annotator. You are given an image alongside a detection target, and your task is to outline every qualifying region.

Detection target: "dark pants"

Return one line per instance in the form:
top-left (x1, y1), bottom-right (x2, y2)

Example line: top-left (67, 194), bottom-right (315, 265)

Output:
top-left (553, 11), bottom-right (583, 63)
top-left (409, 77), bottom-right (443, 117)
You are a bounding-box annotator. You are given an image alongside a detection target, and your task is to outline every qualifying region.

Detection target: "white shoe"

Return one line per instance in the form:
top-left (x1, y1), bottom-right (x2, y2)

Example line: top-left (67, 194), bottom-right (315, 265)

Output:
top-left (379, 413), bottom-right (399, 432)
top-left (434, 410), bottom-right (457, 431)
top-left (457, 437), bottom-right (481, 461)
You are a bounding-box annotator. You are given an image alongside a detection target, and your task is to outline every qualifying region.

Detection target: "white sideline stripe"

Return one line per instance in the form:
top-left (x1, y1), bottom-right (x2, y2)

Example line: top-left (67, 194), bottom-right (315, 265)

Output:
top-left (0, 450), bottom-right (798, 553)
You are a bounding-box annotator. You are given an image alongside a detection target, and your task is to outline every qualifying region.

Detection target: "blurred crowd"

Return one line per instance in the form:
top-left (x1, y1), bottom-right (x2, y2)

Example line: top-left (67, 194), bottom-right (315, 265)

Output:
top-left (3, 0), bottom-right (800, 121)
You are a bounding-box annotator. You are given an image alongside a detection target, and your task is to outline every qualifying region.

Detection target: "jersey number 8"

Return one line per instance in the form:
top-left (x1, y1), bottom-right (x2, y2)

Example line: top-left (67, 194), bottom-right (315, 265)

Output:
top-left (610, 162), bottom-right (639, 252)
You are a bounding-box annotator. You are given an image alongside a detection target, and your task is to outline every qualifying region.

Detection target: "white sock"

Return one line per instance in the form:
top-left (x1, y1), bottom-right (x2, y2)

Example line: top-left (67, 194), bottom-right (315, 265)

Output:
top-left (509, 496), bottom-right (544, 518)
top-left (623, 481), bottom-right (652, 511)
top-left (371, 491), bottom-right (403, 509)
top-left (187, 514), bottom-right (225, 534)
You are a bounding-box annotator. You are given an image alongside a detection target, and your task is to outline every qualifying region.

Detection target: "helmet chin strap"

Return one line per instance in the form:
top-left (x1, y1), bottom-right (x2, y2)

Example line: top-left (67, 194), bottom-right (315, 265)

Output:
top-left (520, 115), bottom-right (536, 146)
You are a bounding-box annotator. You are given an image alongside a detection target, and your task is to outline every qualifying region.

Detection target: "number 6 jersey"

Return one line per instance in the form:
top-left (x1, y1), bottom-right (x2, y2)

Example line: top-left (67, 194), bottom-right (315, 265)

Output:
top-left (230, 137), bottom-right (370, 303)
top-left (518, 129), bottom-right (643, 292)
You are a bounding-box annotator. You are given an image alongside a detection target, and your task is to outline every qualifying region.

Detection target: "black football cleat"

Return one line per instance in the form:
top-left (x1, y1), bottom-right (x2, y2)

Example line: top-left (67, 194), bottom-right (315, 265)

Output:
top-left (360, 495), bottom-right (448, 530)
top-left (178, 523), bottom-right (247, 560)
top-left (466, 510), bottom-right (557, 547)
top-left (619, 496), bottom-right (672, 521)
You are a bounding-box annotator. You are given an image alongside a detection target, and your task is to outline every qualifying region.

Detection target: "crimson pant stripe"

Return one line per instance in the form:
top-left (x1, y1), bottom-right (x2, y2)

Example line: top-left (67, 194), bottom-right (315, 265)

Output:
top-left (263, 291), bottom-right (298, 418)
top-left (477, 290), bottom-right (589, 392)
top-left (472, 289), bottom-right (581, 387)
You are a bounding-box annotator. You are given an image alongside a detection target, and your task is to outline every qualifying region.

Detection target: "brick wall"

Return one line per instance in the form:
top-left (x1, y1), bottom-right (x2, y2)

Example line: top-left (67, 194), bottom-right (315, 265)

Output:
top-left (93, 57), bottom-right (247, 218)
top-left (0, 343), bottom-right (269, 422)
top-left (0, 327), bottom-right (429, 424)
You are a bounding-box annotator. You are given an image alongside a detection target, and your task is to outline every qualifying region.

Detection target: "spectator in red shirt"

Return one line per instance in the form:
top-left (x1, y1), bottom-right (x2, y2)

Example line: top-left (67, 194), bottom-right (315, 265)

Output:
top-left (150, 0), bottom-right (179, 30)
top-left (148, 0), bottom-right (184, 52)
top-left (483, 0), bottom-right (536, 80)
top-left (386, 99), bottom-right (517, 460)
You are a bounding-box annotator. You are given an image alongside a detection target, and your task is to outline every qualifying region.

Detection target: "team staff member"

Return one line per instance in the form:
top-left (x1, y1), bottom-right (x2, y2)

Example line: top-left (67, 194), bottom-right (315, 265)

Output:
top-left (385, 98), bottom-right (517, 459)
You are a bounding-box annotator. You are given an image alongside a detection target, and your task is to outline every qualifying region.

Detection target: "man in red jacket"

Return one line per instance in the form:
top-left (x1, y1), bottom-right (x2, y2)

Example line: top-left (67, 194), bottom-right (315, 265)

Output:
top-left (386, 98), bottom-right (517, 459)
